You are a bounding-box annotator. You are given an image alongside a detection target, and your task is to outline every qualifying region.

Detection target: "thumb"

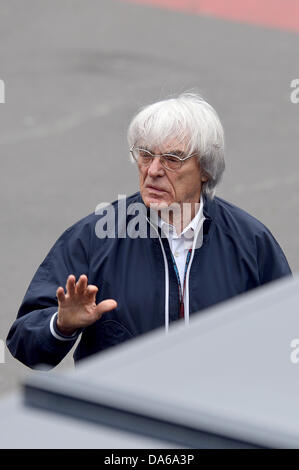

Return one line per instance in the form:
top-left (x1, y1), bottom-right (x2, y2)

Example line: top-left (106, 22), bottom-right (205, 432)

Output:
top-left (95, 299), bottom-right (117, 318)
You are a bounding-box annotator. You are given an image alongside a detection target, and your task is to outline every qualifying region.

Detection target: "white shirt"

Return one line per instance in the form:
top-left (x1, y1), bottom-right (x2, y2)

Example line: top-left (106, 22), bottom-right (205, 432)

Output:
top-left (158, 195), bottom-right (205, 288)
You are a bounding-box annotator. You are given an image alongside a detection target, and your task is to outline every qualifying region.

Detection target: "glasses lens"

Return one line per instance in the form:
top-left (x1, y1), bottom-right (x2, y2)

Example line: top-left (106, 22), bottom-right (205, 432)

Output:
top-left (161, 155), bottom-right (182, 171)
top-left (133, 149), bottom-right (153, 166)
top-left (132, 148), bottom-right (183, 171)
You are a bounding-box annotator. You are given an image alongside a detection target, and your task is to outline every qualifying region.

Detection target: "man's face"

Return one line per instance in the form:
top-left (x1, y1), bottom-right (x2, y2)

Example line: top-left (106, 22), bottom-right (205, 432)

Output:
top-left (138, 138), bottom-right (208, 209)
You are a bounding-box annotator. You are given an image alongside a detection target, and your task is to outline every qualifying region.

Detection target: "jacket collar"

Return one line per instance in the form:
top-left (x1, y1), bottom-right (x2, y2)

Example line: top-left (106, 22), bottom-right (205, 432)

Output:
top-left (132, 191), bottom-right (216, 239)
top-left (133, 191), bottom-right (215, 219)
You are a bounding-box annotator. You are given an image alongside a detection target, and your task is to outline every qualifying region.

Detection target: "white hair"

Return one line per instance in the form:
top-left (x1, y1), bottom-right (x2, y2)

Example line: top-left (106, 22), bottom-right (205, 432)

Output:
top-left (127, 92), bottom-right (225, 199)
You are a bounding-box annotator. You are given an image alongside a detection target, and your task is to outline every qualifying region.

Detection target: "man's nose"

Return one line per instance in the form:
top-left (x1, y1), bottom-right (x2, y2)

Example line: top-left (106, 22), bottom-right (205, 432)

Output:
top-left (147, 157), bottom-right (165, 176)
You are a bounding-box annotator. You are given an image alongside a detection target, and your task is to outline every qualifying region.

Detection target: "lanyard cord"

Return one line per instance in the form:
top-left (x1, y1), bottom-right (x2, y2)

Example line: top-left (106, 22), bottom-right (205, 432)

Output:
top-left (170, 248), bottom-right (192, 318)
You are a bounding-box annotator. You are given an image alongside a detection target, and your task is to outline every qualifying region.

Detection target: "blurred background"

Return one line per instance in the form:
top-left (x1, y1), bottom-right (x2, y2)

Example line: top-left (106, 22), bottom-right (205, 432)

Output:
top-left (0, 0), bottom-right (298, 397)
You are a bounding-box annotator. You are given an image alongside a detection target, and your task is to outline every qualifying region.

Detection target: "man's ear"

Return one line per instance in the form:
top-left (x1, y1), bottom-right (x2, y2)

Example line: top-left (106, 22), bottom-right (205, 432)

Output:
top-left (201, 171), bottom-right (209, 183)
top-left (197, 160), bottom-right (209, 183)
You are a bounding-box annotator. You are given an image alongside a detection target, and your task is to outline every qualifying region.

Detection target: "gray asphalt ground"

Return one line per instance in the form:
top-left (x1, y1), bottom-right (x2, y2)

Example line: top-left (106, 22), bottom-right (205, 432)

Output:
top-left (0, 0), bottom-right (299, 397)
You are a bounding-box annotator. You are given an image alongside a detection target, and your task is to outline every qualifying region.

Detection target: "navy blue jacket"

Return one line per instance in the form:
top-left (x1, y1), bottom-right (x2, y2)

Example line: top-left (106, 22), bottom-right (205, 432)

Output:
top-left (6, 192), bottom-right (292, 369)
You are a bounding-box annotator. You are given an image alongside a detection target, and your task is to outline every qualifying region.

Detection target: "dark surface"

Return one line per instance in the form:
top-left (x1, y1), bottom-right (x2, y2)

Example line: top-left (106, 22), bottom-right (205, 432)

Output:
top-left (24, 384), bottom-right (257, 448)
top-left (22, 274), bottom-right (299, 448)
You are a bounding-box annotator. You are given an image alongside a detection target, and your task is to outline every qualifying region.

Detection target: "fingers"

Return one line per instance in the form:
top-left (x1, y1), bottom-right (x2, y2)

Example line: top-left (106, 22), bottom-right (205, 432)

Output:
top-left (76, 274), bottom-right (87, 294)
top-left (59, 274), bottom-right (99, 304)
top-left (86, 285), bottom-right (98, 296)
top-left (65, 274), bottom-right (88, 297)
top-left (56, 286), bottom-right (65, 303)
top-left (95, 299), bottom-right (117, 318)
top-left (66, 274), bottom-right (76, 296)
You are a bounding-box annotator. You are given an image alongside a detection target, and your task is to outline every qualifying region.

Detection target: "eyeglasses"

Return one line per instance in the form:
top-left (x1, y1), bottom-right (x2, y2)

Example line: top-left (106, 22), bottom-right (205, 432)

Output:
top-left (130, 146), bottom-right (197, 172)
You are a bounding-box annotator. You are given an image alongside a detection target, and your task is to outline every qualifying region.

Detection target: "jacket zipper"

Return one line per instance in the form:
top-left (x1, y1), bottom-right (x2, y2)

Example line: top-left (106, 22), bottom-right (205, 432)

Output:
top-left (146, 214), bottom-right (205, 331)
top-left (146, 217), bottom-right (170, 334)
top-left (184, 218), bottom-right (205, 325)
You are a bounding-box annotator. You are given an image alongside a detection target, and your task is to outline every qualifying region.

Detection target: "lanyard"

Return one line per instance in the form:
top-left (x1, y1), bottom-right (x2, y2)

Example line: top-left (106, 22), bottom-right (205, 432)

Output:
top-left (170, 248), bottom-right (192, 318)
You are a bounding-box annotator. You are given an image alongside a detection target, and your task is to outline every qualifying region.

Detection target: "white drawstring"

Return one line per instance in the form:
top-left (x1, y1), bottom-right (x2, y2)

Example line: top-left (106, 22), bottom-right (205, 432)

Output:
top-left (184, 217), bottom-right (205, 326)
top-left (145, 212), bottom-right (205, 333)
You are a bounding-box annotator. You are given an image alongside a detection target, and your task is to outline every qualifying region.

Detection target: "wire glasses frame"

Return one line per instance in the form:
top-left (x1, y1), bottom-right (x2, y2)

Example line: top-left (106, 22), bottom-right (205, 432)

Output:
top-left (130, 146), bottom-right (198, 172)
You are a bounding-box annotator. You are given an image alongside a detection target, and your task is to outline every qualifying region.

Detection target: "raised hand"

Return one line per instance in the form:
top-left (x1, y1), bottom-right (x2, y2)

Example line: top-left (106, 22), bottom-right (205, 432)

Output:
top-left (56, 274), bottom-right (117, 336)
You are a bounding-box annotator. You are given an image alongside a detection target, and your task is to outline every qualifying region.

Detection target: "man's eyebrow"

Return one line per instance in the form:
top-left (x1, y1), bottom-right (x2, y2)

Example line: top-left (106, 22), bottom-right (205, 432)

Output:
top-left (139, 147), bottom-right (186, 155)
top-left (164, 149), bottom-right (185, 155)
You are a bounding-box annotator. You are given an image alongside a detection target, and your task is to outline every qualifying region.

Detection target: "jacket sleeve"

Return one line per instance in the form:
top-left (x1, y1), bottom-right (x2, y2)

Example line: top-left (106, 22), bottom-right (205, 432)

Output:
top-left (6, 220), bottom-right (91, 370)
top-left (255, 227), bottom-right (292, 285)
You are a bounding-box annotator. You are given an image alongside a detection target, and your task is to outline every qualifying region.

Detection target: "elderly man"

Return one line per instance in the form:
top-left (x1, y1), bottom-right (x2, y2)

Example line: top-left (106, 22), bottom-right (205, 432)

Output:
top-left (7, 93), bottom-right (291, 369)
